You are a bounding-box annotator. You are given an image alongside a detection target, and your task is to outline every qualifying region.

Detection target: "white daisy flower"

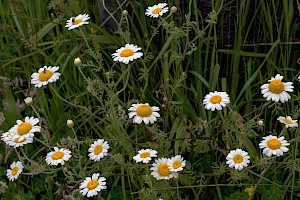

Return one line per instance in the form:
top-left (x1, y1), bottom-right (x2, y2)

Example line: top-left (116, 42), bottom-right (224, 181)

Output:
top-left (1, 132), bottom-right (15, 143)
top-left (79, 173), bottom-right (107, 197)
top-left (6, 161), bottom-right (23, 182)
top-left (226, 149), bottom-right (250, 170)
top-left (31, 66), bottom-right (61, 88)
top-left (260, 74), bottom-right (293, 103)
top-left (65, 13), bottom-right (90, 30)
top-left (150, 158), bottom-right (178, 180)
top-left (277, 116), bottom-right (298, 128)
top-left (45, 147), bottom-right (72, 166)
top-left (6, 135), bottom-right (34, 148)
top-left (133, 149), bottom-right (158, 164)
top-left (203, 91), bottom-right (230, 111)
top-left (88, 139), bottom-right (110, 162)
top-left (9, 116), bottom-right (41, 141)
top-left (128, 103), bottom-right (160, 124)
top-left (167, 155), bottom-right (186, 172)
top-left (111, 44), bottom-right (143, 64)
top-left (298, 75), bottom-right (300, 81)
top-left (145, 3), bottom-right (169, 18)
top-left (259, 135), bottom-right (290, 157)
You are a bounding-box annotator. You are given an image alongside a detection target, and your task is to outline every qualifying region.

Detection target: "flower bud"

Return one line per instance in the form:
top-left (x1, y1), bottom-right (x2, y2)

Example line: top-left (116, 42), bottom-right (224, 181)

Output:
top-left (67, 119), bottom-right (74, 128)
top-left (122, 10), bottom-right (128, 16)
top-left (74, 57), bottom-right (82, 67)
top-left (24, 97), bottom-right (33, 106)
top-left (171, 6), bottom-right (178, 14)
top-left (258, 120), bottom-right (264, 126)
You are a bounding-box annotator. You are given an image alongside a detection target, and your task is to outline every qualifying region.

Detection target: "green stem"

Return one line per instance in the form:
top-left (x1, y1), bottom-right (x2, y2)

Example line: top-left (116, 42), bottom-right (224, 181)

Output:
top-left (121, 164), bottom-right (127, 200)
top-left (19, 147), bottom-right (31, 161)
top-left (71, 127), bottom-right (78, 141)
top-left (49, 85), bottom-right (88, 110)
top-left (34, 137), bottom-right (52, 148)
top-left (79, 28), bottom-right (92, 50)
top-left (71, 127), bottom-right (81, 170)
top-left (78, 66), bottom-right (88, 81)
top-left (31, 105), bottom-right (48, 143)
top-left (176, 180), bottom-right (181, 200)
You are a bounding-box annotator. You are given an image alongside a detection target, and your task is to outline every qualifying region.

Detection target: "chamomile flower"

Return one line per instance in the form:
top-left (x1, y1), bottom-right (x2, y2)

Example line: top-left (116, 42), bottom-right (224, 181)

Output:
top-left (31, 66), bottom-right (61, 88)
top-left (277, 116), bottom-right (298, 128)
top-left (168, 155), bottom-right (186, 172)
top-left (45, 147), bottom-right (72, 166)
top-left (145, 3), bottom-right (169, 18)
top-left (226, 149), bottom-right (250, 170)
top-left (65, 13), bottom-right (90, 30)
top-left (9, 116), bottom-right (40, 141)
top-left (203, 91), bottom-right (230, 111)
top-left (133, 149), bottom-right (158, 164)
top-left (260, 74), bottom-right (293, 103)
top-left (150, 158), bottom-right (178, 180)
top-left (79, 173), bottom-right (107, 197)
top-left (128, 103), bottom-right (160, 124)
top-left (298, 75), bottom-right (300, 81)
top-left (6, 135), bottom-right (34, 148)
top-left (88, 139), bottom-right (110, 162)
top-left (1, 132), bottom-right (15, 143)
top-left (6, 161), bottom-right (23, 182)
top-left (111, 44), bottom-right (143, 64)
top-left (259, 135), bottom-right (290, 157)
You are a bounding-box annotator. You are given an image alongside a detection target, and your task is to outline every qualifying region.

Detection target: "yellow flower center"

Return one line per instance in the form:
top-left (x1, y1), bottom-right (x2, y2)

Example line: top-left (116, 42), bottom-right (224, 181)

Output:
top-left (39, 69), bottom-right (53, 82)
top-left (120, 49), bottom-right (134, 57)
top-left (11, 166), bottom-right (19, 176)
top-left (267, 139), bottom-right (282, 150)
top-left (152, 7), bottom-right (162, 14)
top-left (140, 152), bottom-right (150, 158)
top-left (233, 155), bottom-right (243, 164)
top-left (94, 145), bottom-right (103, 155)
top-left (72, 19), bottom-right (83, 25)
top-left (172, 160), bottom-right (181, 169)
top-left (52, 152), bottom-right (64, 160)
top-left (87, 180), bottom-right (99, 190)
top-left (14, 137), bottom-right (26, 143)
top-left (17, 122), bottom-right (32, 135)
top-left (157, 163), bottom-right (171, 176)
top-left (136, 104), bottom-right (153, 117)
top-left (283, 118), bottom-right (292, 124)
top-left (268, 80), bottom-right (284, 94)
top-left (210, 95), bottom-right (222, 104)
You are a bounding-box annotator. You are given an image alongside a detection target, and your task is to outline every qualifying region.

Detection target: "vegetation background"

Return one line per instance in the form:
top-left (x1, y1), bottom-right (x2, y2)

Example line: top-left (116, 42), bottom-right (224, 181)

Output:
top-left (0, 0), bottom-right (300, 199)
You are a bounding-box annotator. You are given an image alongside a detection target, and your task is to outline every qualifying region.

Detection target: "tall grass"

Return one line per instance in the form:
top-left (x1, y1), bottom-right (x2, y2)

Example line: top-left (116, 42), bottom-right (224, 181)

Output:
top-left (0, 0), bottom-right (300, 199)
